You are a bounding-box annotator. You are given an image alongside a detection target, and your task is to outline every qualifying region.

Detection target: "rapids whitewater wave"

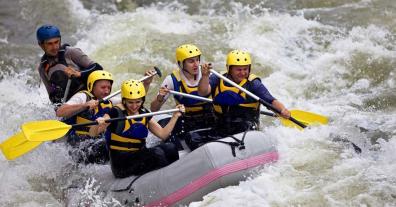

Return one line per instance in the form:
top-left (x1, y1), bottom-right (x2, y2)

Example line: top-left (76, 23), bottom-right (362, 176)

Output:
top-left (0, 0), bottom-right (395, 206)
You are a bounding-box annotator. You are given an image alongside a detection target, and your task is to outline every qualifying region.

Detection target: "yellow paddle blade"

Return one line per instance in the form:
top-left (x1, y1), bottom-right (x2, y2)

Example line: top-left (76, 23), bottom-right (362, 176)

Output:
top-left (0, 132), bottom-right (43, 160)
top-left (280, 109), bottom-right (329, 130)
top-left (5, 141), bottom-right (43, 160)
top-left (22, 120), bottom-right (72, 141)
top-left (0, 131), bottom-right (27, 150)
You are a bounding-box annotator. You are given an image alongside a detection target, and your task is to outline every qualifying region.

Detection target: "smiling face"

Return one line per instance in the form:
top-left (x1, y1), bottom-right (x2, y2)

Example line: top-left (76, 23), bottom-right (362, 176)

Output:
top-left (229, 65), bottom-right (250, 83)
top-left (40, 37), bottom-right (61, 56)
top-left (124, 98), bottom-right (143, 114)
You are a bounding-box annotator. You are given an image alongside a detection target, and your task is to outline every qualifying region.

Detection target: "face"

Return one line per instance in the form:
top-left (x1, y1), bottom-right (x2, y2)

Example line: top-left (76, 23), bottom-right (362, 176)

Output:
top-left (182, 56), bottom-right (200, 75)
top-left (40, 37), bottom-right (61, 56)
top-left (124, 98), bottom-right (143, 114)
top-left (92, 80), bottom-right (112, 99)
top-left (229, 65), bottom-right (250, 83)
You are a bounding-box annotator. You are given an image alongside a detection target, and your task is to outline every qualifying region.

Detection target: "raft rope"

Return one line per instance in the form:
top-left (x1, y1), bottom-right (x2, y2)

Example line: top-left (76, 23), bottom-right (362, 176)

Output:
top-left (111, 174), bottom-right (143, 193)
top-left (209, 130), bottom-right (248, 157)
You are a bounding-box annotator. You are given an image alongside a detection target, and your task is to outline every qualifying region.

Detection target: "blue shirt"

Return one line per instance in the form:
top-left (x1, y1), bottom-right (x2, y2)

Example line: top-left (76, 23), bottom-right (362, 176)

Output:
top-left (209, 74), bottom-right (275, 104)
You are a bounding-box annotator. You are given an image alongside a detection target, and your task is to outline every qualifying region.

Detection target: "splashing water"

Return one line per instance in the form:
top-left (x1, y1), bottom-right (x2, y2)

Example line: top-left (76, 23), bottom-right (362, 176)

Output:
top-left (0, 0), bottom-right (395, 206)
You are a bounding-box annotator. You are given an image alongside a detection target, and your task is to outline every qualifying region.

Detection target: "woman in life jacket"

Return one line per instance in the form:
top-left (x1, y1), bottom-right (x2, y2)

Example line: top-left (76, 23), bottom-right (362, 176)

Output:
top-left (91, 80), bottom-right (185, 178)
top-left (150, 44), bottom-right (215, 150)
top-left (198, 50), bottom-right (291, 137)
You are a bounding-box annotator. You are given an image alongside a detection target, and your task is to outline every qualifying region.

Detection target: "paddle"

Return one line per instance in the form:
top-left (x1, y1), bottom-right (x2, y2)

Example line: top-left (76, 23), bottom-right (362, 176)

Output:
top-left (210, 70), bottom-right (308, 128)
top-left (169, 90), bottom-right (328, 128)
top-left (1, 108), bottom-right (179, 160)
top-left (59, 68), bottom-right (162, 121)
top-left (0, 132), bottom-right (42, 160)
top-left (104, 66), bottom-right (162, 100)
top-left (23, 109), bottom-right (180, 142)
top-left (61, 77), bottom-right (73, 103)
top-left (209, 69), bottom-right (361, 153)
top-left (169, 90), bottom-right (213, 103)
top-left (0, 67), bottom-right (164, 159)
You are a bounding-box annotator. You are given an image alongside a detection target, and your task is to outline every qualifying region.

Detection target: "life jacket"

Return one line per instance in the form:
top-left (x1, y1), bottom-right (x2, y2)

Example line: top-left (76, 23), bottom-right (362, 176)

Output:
top-left (170, 69), bottom-right (213, 115)
top-left (212, 73), bottom-right (260, 124)
top-left (72, 91), bottom-right (113, 136)
top-left (38, 44), bottom-right (85, 104)
top-left (107, 106), bottom-right (152, 153)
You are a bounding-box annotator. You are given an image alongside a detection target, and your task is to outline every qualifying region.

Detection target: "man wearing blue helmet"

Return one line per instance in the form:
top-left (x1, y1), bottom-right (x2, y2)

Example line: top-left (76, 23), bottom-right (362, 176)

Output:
top-left (36, 24), bottom-right (103, 106)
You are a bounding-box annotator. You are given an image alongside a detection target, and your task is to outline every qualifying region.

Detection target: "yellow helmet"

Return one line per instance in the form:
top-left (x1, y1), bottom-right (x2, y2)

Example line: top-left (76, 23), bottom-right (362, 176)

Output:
top-left (226, 50), bottom-right (252, 71)
top-left (176, 44), bottom-right (201, 66)
top-left (121, 79), bottom-right (146, 99)
top-left (87, 70), bottom-right (113, 92)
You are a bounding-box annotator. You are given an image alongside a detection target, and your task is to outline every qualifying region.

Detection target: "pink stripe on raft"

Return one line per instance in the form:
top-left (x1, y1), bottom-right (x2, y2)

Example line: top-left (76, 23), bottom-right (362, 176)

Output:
top-left (146, 151), bottom-right (279, 207)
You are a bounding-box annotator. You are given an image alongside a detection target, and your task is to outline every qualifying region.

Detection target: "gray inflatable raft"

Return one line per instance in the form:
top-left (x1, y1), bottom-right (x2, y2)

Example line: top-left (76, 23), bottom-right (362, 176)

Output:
top-left (105, 130), bottom-right (278, 206)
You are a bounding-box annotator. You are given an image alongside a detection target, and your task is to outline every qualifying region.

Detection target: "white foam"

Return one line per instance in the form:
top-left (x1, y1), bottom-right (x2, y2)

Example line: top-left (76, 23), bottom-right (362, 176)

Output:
top-left (1, 1), bottom-right (395, 206)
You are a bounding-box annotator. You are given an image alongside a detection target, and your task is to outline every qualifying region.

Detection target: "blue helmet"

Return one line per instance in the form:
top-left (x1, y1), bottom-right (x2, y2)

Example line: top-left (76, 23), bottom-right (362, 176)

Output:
top-left (36, 24), bottom-right (61, 44)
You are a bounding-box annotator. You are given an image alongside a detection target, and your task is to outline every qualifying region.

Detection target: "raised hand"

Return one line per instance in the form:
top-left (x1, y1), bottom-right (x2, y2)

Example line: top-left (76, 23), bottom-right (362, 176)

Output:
top-left (200, 63), bottom-right (212, 77)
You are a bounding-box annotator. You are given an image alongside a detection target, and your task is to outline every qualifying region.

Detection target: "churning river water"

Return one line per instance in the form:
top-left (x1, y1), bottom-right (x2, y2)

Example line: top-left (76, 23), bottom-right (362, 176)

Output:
top-left (0, 0), bottom-right (395, 206)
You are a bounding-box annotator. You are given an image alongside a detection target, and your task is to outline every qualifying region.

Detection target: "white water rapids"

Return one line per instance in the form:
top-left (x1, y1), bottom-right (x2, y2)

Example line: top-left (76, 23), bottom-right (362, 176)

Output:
top-left (0, 0), bottom-right (395, 206)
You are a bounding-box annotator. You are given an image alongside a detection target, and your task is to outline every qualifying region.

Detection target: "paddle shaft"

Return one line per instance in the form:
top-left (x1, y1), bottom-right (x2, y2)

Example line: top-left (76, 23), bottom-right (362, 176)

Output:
top-left (169, 90), bottom-right (280, 118)
top-left (103, 66), bottom-right (162, 100)
top-left (169, 90), bottom-right (213, 102)
top-left (210, 69), bottom-right (306, 128)
top-left (71, 108), bottom-right (179, 128)
top-left (63, 68), bottom-right (162, 119)
top-left (61, 78), bottom-right (72, 103)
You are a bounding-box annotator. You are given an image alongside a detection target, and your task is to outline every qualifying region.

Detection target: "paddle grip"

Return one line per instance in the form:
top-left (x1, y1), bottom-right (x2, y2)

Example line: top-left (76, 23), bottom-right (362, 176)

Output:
top-left (153, 66), bottom-right (162, 78)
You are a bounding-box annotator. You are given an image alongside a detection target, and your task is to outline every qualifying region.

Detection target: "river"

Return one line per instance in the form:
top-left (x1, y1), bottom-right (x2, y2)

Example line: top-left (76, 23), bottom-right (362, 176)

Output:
top-left (0, 0), bottom-right (395, 206)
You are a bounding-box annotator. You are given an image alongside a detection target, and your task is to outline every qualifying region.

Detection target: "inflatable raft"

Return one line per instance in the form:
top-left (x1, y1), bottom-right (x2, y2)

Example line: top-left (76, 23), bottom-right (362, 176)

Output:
top-left (103, 130), bottom-right (278, 206)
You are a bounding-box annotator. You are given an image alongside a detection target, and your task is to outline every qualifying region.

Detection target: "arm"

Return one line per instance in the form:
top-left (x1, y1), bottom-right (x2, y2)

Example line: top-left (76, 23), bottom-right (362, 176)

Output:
top-left (197, 63), bottom-right (212, 96)
top-left (271, 99), bottom-right (290, 119)
top-left (251, 79), bottom-right (290, 118)
top-left (80, 63), bottom-right (103, 80)
top-left (89, 114), bottom-right (111, 137)
top-left (63, 63), bottom-right (103, 79)
top-left (150, 86), bottom-right (169, 112)
top-left (148, 105), bottom-right (185, 140)
top-left (55, 93), bottom-right (98, 118)
top-left (142, 68), bottom-right (157, 92)
top-left (65, 47), bottom-right (102, 79)
top-left (150, 76), bottom-right (173, 111)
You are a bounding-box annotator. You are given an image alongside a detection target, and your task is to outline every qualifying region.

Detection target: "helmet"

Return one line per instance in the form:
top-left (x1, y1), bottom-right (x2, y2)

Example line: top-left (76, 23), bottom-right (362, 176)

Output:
top-left (36, 24), bottom-right (61, 44)
top-left (226, 50), bottom-right (252, 71)
top-left (176, 44), bottom-right (201, 66)
top-left (121, 79), bottom-right (146, 99)
top-left (87, 71), bottom-right (113, 92)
